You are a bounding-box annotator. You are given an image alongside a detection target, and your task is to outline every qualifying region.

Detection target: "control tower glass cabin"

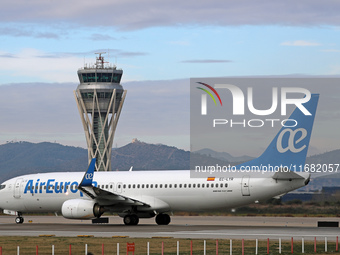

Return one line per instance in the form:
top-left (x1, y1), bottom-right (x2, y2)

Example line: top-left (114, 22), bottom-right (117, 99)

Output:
top-left (74, 53), bottom-right (127, 171)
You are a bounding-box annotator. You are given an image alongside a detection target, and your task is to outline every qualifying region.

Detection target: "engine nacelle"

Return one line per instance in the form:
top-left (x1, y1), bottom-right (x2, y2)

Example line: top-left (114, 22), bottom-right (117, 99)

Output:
top-left (61, 199), bottom-right (103, 219)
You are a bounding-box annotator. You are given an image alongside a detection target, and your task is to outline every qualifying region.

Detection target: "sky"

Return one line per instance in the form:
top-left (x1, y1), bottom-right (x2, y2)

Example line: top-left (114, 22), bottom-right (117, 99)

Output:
top-left (0, 0), bottom-right (340, 156)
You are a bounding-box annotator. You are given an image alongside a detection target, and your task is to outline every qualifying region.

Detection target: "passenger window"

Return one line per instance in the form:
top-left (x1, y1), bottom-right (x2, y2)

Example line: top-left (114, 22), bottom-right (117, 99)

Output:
top-left (133, 184), bottom-right (136, 189)
top-left (215, 184), bottom-right (218, 188)
top-left (106, 185), bottom-right (108, 189)
top-left (160, 184), bottom-right (163, 188)
top-left (188, 184), bottom-right (191, 188)
top-left (169, 184), bottom-right (172, 188)
top-left (225, 183), bottom-right (228, 188)
top-left (110, 185), bottom-right (113, 189)
top-left (123, 184), bottom-right (126, 189)
top-left (164, 184), bottom-right (167, 188)
top-left (137, 184), bottom-right (140, 188)
top-left (142, 184), bottom-right (144, 188)
top-left (150, 184), bottom-right (153, 188)
top-left (179, 184), bottom-right (182, 188)
top-left (184, 184), bottom-right (187, 188)
top-left (128, 184), bottom-right (131, 189)
top-left (197, 184), bottom-right (200, 188)
top-left (174, 184), bottom-right (177, 188)
top-left (155, 184), bottom-right (158, 188)
top-left (118, 184), bottom-right (121, 189)
top-left (206, 184), bottom-right (209, 188)
top-left (146, 184), bottom-right (149, 188)
top-left (193, 184), bottom-right (196, 188)
top-left (220, 183), bottom-right (223, 188)
top-left (202, 184), bottom-right (205, 188)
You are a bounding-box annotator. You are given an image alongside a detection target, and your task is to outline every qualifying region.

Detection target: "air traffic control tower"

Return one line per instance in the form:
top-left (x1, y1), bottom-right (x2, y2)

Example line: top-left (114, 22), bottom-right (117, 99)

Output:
top-left (74, 53), bottom-right (126, 171)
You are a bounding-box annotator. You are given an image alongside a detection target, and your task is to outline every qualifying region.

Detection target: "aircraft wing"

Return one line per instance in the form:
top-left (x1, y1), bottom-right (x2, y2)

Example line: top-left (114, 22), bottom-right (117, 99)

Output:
top-left (78, 158), bottom-right (150, 208)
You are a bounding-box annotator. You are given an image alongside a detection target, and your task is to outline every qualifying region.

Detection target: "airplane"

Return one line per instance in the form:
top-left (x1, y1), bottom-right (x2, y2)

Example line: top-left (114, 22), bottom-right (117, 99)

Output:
top-left (0, 94), bottom-right (319, 225)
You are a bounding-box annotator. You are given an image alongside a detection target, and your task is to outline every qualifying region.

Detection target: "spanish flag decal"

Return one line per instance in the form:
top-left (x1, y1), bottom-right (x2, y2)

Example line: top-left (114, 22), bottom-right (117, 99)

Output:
top-left (207, 177), bottom-right (215, 181)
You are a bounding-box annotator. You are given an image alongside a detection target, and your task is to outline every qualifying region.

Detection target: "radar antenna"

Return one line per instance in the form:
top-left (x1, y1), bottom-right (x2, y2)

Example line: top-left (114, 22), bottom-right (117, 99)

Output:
top-left (95, 52), bottom-right (107, 69)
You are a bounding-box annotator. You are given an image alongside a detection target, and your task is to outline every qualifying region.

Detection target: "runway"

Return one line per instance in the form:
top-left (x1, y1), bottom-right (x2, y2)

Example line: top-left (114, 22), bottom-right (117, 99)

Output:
top-left (0, 215), bottom-right (339, 240)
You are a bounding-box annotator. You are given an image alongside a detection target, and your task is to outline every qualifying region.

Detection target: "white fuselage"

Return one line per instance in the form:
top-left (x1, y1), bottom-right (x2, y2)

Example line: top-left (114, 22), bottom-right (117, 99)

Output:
top-left (0, 170), bottom-right (307, 215)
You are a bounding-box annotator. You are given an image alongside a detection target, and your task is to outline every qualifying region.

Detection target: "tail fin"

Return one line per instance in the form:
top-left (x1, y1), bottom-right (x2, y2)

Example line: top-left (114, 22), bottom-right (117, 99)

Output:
top-left (79, 158), bottom-right (96, 187)
top-left (237, 94), bottom-right (319, 171)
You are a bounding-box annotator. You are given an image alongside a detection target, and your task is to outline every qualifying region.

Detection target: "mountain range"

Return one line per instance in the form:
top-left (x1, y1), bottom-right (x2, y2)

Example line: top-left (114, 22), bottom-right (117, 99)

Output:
top-left (0, 140), bottom-right (339, 191)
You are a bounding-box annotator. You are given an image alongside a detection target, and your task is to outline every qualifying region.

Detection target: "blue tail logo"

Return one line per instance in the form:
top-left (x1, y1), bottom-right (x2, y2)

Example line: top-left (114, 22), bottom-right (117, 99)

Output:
top-left (237, 94), bottom-right (319, 170)
top-left (80, 158), bottom-right (96, 186)
top-left (276, 128), bottom-right (307, 153)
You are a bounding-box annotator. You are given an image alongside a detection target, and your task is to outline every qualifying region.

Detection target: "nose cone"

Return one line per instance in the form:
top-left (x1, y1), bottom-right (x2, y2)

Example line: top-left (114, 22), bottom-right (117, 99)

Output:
top-left (0, 182), bottom-right (7, 209)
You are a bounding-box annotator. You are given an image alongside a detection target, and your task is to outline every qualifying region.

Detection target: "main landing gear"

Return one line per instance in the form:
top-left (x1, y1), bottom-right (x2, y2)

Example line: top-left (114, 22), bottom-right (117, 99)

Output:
top-left (15, 213), bottom-right (24, 224)
top-left (123, 213), bottom-right (171, 225)
top-left (155, 213), bottom-right (171, 225)
top-left (123, 214), bottom-right (139, 225)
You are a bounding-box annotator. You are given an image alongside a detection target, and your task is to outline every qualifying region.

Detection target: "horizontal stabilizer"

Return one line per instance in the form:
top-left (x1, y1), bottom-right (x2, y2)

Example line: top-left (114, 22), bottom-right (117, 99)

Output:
top-left (272, 170), bottom-right (307, 180)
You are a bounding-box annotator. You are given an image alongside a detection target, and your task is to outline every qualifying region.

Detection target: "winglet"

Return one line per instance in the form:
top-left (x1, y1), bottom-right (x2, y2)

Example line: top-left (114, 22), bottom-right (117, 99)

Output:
top-left (79, 158), bottom-right (96, 187)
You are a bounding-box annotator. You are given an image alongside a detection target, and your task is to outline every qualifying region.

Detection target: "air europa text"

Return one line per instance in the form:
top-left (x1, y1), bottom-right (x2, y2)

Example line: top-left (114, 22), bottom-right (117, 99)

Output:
top-left (23, 179), bottom-right (98, 196)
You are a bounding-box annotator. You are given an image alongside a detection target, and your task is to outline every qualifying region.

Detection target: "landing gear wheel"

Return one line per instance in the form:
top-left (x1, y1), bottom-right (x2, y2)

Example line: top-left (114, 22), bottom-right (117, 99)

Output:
top-left (155, 214), bottom-right (171, 225)
top-left (123, 214), bottom-right (139, 225)
top-left (15, 217), bottom-right (24, 224)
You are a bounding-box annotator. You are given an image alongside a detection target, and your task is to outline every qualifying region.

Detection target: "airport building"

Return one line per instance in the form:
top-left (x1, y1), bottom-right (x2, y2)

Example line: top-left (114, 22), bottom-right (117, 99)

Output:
top-left (74, 53), bottom-right (126, 171)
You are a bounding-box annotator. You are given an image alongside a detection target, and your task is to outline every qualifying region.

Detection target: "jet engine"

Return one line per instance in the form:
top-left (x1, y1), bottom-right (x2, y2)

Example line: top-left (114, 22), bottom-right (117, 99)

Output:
top-left (61, 199), bottom-right (103, 219)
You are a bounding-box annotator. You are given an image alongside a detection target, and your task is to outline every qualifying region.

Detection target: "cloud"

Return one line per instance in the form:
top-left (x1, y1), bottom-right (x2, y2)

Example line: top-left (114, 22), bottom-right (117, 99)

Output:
top-left (181, 59), bottom-right (233, 63)
top-left (1, 77), bottom-right (339, 154)
top-left (0, 26), bottom-right (60, 39)
top-left (31, 49), bottom-right (147, 58)
top-left (1, 0), bottom-right (340, 30)
top-left (0, 79), bottom-right (190, 149)
top-left (88, 33), bottom-right (116, 41)
top-left (280, 40), bottom-right (321, 46)
top-left (0, 48), bottom-right (149, 83)
top-left (0, 52), bottom-right (17, 58)
top-left (0, 48), bottom-right (83, 83)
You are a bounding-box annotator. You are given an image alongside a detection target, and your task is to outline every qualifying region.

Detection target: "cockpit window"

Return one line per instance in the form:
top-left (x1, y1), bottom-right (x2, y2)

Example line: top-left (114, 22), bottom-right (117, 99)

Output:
top-left (0, 184), bottom-right (6, 190)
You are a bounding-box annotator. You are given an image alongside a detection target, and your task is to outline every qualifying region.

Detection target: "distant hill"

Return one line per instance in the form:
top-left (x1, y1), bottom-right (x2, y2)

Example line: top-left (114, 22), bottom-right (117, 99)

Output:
top-left (194, 148), bottom-right (253, 163)
top-left (111, 139), bottom-right (190, 170)
top-left (299, 150), bottom-right (340, 191)
top-left (306, 149), bottom-right (340, 165)
top-left (0, 141), bottom-right (87, 183)
top-left (0, 140), bottom-right (195, 183)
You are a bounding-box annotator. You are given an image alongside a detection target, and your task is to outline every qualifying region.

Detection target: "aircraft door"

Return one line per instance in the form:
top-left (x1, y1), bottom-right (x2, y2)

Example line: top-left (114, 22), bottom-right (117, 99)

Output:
top-left (241, 176), bottom-right (250, 196)
top-left (13, 178), bottom-right (23, 198)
